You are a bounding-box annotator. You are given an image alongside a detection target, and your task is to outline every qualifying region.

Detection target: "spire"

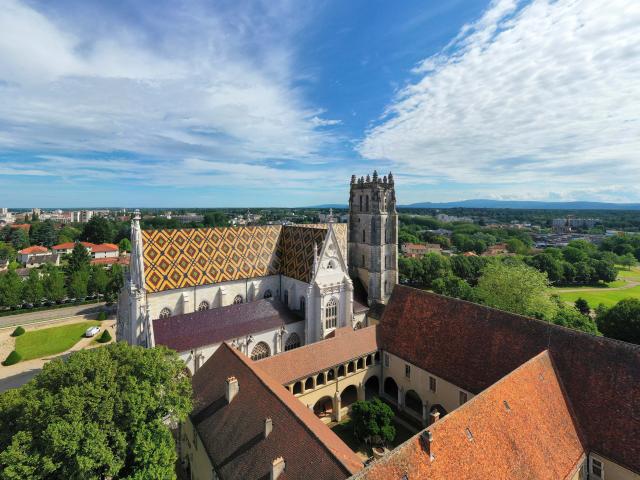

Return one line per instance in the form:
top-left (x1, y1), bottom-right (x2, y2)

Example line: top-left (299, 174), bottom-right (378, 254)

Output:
top-left (351, 174), bottom-right (356, 184)
top-left (388, 171), bottom-right (394, 184)
top-left (328, 208), bottom-right (335, 223)
top-left (372, 170), bottom-right (378, 182)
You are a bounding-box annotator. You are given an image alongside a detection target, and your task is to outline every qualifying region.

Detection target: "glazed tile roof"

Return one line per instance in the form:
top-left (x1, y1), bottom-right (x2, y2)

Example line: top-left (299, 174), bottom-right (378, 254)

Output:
top-left (141, 224), bottom-right (347, 293)
top-left (379, 286), bottom-right (640, 474)
top-left (353, 351), bottom-right (586, 480)
top-left (153, 298), bottom-right (299, 353)
top-left (191, 342), bottom-right (363, 480)
top-left (256, 325), bottom-right (379, 384)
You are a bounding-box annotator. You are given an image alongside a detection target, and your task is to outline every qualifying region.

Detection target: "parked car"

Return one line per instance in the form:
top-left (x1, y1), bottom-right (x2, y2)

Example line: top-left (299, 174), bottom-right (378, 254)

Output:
top-left (85, 326), bottom-right (101, 338)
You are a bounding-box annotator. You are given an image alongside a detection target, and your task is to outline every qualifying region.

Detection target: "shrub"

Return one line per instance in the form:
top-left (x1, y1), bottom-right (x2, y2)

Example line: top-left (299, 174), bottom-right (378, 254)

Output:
top-left (97, 311), bottom-right (107, 321)
top-left (2, 350), bottom-right (22, 366)
top-left (97, 329), bottom-right (112, 344)
top-left (11, 326), bottom-right (25, 337)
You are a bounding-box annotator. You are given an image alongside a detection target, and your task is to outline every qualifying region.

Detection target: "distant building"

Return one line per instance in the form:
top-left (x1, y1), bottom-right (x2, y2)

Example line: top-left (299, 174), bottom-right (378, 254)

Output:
top-left (71, 210), bottom-right (94, 223)
top-left (52, 242), bottom-right (119, 259)
top-left (17, 246), bottom-right (51, 265)
top-left (401, 242), bottom-right (441, 257)
top-left (436, 213), bottom-right (473, 223)
top-left (552, 216), bottom-right (599, 233)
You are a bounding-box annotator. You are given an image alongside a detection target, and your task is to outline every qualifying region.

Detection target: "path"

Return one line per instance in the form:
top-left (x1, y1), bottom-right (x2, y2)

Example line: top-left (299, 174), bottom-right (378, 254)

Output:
top-left (0, 319), bottom-right (116, 393)
top-left (0, 302), bottom-right (107, 330)
top-left (555, 279), bottom-right (639, 294)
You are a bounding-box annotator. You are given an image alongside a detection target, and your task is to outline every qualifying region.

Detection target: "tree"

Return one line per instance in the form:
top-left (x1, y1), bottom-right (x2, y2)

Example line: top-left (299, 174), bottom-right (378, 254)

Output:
top-left (0, 269), bottom-right (24, 308)
top-left (418, 253), bottom-right (451, 287)
top-left (118, 238), bottom-right (132, 253)
top-left (68, 243), bottom-right (91, 274)
top-left (68, 269), bottom-right (89, 300)
top-left (82, 216), bottom-right (113, 244)
top-left (596, 298), bottom-right (640, 345)
top-left (23, 270), bottom-right (44, 305)
top-left (574, 298), bottom-right (590, 316)
top-left (88, 266), bottom-right (109, 297)
top-left (203, 211), bottom-right (228, 227)
top-left (553, 303), bottom-right (599, 335)
top-left (29, 221), bottom-right (57, 247)
top-left (620, 253), bottom-right (637, 270)
top-left (0, 242), bottom-right (16, 262)
top-left (506, 238), bottom-right (528, 255)
top-left (432, 275), bottom-right (475, 301)
top-left (43, 266), bottom-right (66, 303)
top-left (350, 398), bottom-right (396, 446)
top-left (9, 229), bottom-right (29, 250)
top-left (526, 253), bottom-right (564, 284)
top-left (58, 226), bottom-right (81, 244)
top-left (0, 342), bottom-right (192, 479)
top-left (105, 264), bottom-right (124, 303)
top-left (475, 262), bottom-right (558, 319)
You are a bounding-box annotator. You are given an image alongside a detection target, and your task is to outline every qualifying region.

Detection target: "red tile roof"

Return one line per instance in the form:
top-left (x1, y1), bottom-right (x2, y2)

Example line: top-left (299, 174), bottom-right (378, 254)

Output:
top-left (379, 286), bottom-right (640, 474)
top-left (91, 243), bottom-right (119, 252)
top-left (18, 246), bottom-right (48, 254)
top-left (191, 343), bottom-right (363, 479)
top-left (257, 325), bottom-right (379, 384)
top-left (10, 224), bottom-right (30, 231)
top-left (153, 299), bottom-right (300, 353)
top-left (52, 241), bottom-right (94, 250)
top-left (91, 256), bottom-right (128, 265)
top-left (354, 351), bottom-right (586, 480)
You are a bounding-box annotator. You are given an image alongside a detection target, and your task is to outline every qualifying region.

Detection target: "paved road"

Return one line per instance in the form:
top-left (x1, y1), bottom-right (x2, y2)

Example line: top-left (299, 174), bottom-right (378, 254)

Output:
top-left (0, 302), bottom-right (107, 329)
top-left (0, 368), bottom-right (41, 392)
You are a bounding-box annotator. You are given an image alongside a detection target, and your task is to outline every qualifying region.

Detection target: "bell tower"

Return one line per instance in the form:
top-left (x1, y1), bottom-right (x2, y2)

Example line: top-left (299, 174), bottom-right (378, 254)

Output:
top-left (348, 171), bottom-right (398, 304)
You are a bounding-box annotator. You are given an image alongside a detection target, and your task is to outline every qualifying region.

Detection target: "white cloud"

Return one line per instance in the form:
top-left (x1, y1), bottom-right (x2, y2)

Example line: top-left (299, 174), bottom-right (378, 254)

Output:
top-left (359, 0), bottom-right (640, 199)
top-left (0, 0), bottom-right (339, 175)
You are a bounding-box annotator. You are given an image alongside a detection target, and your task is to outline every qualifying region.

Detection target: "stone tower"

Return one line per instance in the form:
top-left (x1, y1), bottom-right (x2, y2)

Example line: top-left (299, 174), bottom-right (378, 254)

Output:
top-left (348, 171), bottom-right (398, 304)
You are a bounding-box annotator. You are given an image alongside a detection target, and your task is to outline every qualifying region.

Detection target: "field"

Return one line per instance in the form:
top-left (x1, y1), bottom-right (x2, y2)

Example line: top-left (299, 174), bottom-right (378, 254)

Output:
top-left (554, 266), bottom-right (640, 308)
top-left (15, 320), bottom-right (101, 361)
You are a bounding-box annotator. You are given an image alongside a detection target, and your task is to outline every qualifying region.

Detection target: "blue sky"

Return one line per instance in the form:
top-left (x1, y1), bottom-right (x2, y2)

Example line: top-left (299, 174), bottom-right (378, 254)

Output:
top-left (0, 0), bottom-right (639, 207)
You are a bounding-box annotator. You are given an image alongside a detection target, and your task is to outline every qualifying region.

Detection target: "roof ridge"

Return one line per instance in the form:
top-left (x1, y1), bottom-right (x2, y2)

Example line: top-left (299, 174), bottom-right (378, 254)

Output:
top-left (224, 343), bottom-right (363, 475)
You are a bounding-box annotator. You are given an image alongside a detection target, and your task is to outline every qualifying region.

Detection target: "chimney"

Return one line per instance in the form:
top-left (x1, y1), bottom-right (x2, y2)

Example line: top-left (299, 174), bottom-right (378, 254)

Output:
top-left (264, 418), bottom-right (273, 439)
top-left (429, 410), bottom-right (440, 425)
top-left (271, 457), bottom-right (285, 480)
top-left (226, 376), bottom-right (239, 404)
top-left (420, 430), bottom-right (435, 461)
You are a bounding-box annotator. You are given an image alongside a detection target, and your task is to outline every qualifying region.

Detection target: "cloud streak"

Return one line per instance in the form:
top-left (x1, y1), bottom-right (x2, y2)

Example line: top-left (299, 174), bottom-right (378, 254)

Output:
top-left (359, 0), bottom-right (640, 200)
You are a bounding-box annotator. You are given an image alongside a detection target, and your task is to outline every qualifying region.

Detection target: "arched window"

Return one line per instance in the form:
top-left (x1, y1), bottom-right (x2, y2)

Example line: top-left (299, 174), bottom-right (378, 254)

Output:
top-left (325, 298), bottom-right (337, 329)
top-left (233, 295), bottom-right (243, 305)
top-left (263, 289), bottom-right (273, 299)
top-left (197, 300), bottom-right (209, 312)
top-left (299, 296), bottom-right (305, 315)
top-left (284, 333), bottom-right (301, 351)
top-left (159, 307), bottom-right (172, 319)
top-left (250, 342), bottom-right (270, 361)
top-left (283, 289), bottom-right (289, 306)
top-left (327, 260), bottom-right (335, 269)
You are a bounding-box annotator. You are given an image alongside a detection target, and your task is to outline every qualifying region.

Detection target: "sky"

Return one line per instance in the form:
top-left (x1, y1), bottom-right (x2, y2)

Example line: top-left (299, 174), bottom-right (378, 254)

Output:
top-left (0, 0), bottom-right (639, 207)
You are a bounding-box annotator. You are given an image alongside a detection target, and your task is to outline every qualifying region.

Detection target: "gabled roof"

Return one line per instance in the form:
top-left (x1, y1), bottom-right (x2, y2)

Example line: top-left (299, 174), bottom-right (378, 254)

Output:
top-left (353, 351), bottom-right (586, 480)
top-left (52, 241), bottom-right (93, 250)
top-left (379, 286), bottom-right (640, 474)
top-left (18, 246), bottom-right (48, 254)
top-left (91, 243), bottom-right (119, 252)
top-left (191, 343), bottom-right (363, 480)
top-left (153, 298), bottom-right (300, 353)
top-left (257, 325), bottom-right (379, 384)
top-left (140, 224), bottom-right (347, 293)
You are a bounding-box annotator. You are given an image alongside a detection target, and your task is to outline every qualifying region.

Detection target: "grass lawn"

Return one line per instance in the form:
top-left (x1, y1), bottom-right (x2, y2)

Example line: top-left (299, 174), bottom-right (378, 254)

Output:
top-left (618, 267), bottom-right (640, 282)
top-left (15, 320), bottom-right (101, 361)
top-left (556, 286), bottom-right (640, 308)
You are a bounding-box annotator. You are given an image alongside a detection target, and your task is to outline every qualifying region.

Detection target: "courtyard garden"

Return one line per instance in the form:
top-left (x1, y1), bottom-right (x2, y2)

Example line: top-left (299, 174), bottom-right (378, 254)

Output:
top-left (14, 320), bottom-right (101, 361)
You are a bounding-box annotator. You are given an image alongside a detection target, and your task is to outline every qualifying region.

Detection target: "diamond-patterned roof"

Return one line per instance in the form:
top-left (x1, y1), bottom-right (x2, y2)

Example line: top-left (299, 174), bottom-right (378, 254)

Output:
top-left (142, 224), bottom-right (347, 293)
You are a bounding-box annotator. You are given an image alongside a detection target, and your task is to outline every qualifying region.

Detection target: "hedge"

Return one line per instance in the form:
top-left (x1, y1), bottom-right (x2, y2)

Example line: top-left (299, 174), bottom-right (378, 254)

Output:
top-left (2, 350), bottom-right (22, 366)
top-left (97, 330), bottom-right (112, 344)
top-left (11, 326), bottom-right (25, 337)
top-left (97, 311), bottom-right (107, 321)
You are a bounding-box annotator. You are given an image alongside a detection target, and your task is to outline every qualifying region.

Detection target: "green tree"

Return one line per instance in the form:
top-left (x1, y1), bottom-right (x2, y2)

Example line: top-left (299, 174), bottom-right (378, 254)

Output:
top-left (68, 243), bottom-right (91, 274)
top-left (432, 275), bottom-right (475, 301)
top-left (596, 298), bottom-right (640, 345)
top-left (574, 297), bottom-right (590, 316)
top-left (43, 266), bottom-right (66, 303)
top-left (526, 253), bottom-right (564, 284)
top-left (475, 262), bottom-right (558, 319)
top-left (203, 211), bottom-right (228, 227)
top-left (619, 253), bottom-right (637, 270)
top-left (57, 226), bottom-right (81, 244)
top-left (105, 264), bottom-right (124, 303)
top-left (83, 216), bottom-right (114, 244)
top-left (118, 238), bottom-right (132, 253)
top-left (23, 270), bottom-right (44, 305)
top-left (68, 269), bottom-right (89, 299)
top-left (553, 303), bottom-right (599, 335)
top-left (418, 253), bottom-right (451, 287)
top-left (0, 242), bottom-right (16, 263)
top-left (88, 266), bottom-right (109, 296)
top-left (350, 398), bottom-right (396, 446)
top-left (9, 229), bottom-right (29, 250)
top-left (506, 238), bottom-right (529, 255)
top-left (0, 342), bottom-right (192, 479)
top-left (0, 270), bottom-right (24, 308)
top-left (29, 220), bottom-right (57, 247)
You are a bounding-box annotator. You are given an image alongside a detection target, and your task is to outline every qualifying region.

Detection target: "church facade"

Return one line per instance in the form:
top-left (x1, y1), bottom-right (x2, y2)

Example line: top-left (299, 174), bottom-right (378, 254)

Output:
top-left (116, 172), bottom-right (398, 372)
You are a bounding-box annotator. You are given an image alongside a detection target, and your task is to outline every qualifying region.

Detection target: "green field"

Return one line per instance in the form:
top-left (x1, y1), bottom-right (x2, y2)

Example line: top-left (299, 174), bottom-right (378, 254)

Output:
top-left (556, 286), bottom-right (640, 308)
top-left (15, 320), bottom-right (101, 361)
top-left (618, 268), bottom-right (640, 282)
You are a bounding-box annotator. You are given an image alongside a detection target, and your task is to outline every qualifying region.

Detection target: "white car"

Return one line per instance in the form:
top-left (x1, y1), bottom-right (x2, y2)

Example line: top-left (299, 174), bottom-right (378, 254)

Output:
top-left (85, 326), bottom-right (101, 338)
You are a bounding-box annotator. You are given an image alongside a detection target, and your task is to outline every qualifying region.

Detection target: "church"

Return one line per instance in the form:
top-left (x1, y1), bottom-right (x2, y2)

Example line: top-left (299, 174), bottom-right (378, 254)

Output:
top-left (117, 172), bottom-right (399, 372)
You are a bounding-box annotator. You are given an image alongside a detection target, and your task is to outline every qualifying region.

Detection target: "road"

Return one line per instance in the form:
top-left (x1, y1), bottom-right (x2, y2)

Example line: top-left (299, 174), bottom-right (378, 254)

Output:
top-left (0, 368), bottom-right (41, 392)
top-left (0, 302), bottom-right (107, 329)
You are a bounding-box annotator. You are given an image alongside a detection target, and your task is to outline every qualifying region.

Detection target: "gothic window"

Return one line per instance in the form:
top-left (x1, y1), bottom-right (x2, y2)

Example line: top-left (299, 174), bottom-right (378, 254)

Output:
top-left (365, 195), bottom-right (369, 211)
top-left (159, 307), bottom-right (172, 319)
top-left (362, 254), bottom-right (365, 267)
top-left (285, 333), bottom-right (301, 351)
top-left (300, 296), bottom-right (305, 314)
top-left (359, 195), bottom-right (363, 212)
top-left (233, 295), bottom-right (243, 305)
top-left (283, 289), bottom-right (289, 306)
top-left (362, 229), bottom-right (366, 243)
top-left (263, 289), bottom-right (273, 299)
top-left (197, 301), bottom-right (209, 312)
top-left (251, 342), bottom-right (271, 360)
top-left (325, 298), bottom-right (338, 330)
